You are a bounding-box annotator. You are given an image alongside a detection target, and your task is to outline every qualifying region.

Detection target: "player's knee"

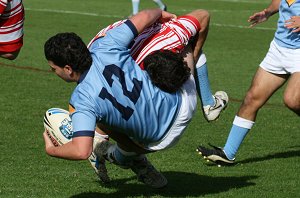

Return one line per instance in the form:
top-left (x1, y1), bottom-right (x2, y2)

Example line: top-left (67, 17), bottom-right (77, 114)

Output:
top-left (189, 9), bottom-right (210, 26)
top-left (242, 90), bottom-right (261, 110)
top-left (198, 9), bottom-right (210, 23)
top-left (199, 9), bottom-right (210, 20)
top-left (283, 93), bottom-right (300, 112)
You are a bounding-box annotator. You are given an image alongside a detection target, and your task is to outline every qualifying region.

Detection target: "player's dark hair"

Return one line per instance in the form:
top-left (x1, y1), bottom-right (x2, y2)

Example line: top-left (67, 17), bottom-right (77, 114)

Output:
top-left (143, 50), bottom-right (191, 93)
top-left (44, 32), bottom-right (92, 73)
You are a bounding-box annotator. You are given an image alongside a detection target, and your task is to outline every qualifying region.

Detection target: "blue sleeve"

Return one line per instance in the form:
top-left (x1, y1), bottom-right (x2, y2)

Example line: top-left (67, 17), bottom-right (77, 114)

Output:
top-left (71, 109), bottom-right (96, 136)
top-left (72, 130), bottom-right (95, 138)
top-left (124, 20), bottom-right (138, 38)
top-left (91, 20), bottom-right (138, 49)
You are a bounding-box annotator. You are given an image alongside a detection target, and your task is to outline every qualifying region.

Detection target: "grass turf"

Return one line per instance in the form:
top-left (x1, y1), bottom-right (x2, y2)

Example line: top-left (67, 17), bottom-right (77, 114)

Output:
top-left (0, 0), bottom-right (299, 197)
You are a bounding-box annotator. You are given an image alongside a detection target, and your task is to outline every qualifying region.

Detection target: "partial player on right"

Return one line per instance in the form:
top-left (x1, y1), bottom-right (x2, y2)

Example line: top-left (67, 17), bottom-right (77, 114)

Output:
top-left (197, 0), bottom-right (300, 166)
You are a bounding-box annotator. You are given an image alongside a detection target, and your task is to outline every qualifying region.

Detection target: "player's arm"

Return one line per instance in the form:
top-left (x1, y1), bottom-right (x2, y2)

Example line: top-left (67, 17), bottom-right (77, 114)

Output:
top-left (43, 131), bottom-right (94, 160)
top-left (129, 9), bottom-right (176, 34)
top-left (44, 105), bottom-right (96, 160)
top-left (248, 0), bottom-right (280, 27)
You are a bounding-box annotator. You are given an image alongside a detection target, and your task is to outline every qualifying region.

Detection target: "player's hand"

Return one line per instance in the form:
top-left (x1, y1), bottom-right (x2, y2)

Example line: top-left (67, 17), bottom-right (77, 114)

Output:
top-left (285, 16), bottom-right (300, 32)
top-left (248, 9), bottom-right (269, 28)
top-left (159, 11), bottom-right (177, 23)
top-left (43, 130), bottom-right (57, 154)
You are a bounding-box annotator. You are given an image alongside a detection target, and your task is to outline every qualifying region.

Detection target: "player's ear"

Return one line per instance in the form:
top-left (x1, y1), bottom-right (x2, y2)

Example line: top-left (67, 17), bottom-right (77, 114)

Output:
top-left (64, 65), bottom-right (73, 75)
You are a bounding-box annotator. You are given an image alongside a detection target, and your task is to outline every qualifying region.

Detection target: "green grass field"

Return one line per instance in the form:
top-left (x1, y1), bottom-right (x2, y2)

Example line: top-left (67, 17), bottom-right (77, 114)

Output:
top-left (0, 0), bottom-right (299, 197)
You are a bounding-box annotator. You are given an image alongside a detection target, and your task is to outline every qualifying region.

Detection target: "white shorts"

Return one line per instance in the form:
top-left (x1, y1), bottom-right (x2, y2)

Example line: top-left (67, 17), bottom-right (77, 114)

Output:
top-left (260, 39), bottom-right (300, 74)
top-left (144, 75), bottom-right (197, 151)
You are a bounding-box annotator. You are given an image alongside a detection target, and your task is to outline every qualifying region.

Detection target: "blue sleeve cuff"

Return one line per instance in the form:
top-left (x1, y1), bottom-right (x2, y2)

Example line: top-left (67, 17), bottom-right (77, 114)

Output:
top-left (72, 130), bottom-right (95, 138)
top-left (125, 20), bottom-right (138, 38)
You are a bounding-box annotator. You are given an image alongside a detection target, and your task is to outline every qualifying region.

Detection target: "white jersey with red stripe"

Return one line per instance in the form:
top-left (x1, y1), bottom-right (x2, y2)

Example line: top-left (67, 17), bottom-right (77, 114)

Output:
top-left (88, 15), bottom-right (200, 69)
top-left (0, 0), bottom-right (24, 43)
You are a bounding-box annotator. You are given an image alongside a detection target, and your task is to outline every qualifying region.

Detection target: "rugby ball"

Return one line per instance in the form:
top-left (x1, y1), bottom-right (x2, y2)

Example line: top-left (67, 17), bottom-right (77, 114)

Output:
top-left (43, 108), bottom-right (73, 146)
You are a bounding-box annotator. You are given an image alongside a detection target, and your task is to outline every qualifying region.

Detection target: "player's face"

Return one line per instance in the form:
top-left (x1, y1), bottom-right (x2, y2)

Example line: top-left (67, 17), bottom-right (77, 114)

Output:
top-left (48, 61), bottom-right (73, 82)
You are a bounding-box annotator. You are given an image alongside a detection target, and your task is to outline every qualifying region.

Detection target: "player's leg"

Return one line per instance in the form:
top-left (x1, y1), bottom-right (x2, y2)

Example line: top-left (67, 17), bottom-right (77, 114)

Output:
top-left (283, 72), bottom-right (300, 116)
top-left (93, 126), bottom-right (167, 188)
top-left (187, 10), bottom-right (228, 121)
top-left (223, 68), bottom-right (287, 159)
top-left (224, 40), bottom-right (300, 161)
top-left (132, 0), bottom-right (140, 15)
top-left (186, 9), bottom-right (210, 60)
top-left (152, 0), bottom-right (167, 11)
top-left (197, 68), bottom-right (287, 165)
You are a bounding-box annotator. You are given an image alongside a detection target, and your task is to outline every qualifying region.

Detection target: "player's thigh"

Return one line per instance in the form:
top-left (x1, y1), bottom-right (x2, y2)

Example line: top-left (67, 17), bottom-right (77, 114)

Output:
top-left (186, 9), bottom-right (210, 24)
top-left (284, 72), bottom-right (300, 107)
top-left (246, 67), bottom-right (287, 104)
top-left (97, 123), bottom-right (150, 154)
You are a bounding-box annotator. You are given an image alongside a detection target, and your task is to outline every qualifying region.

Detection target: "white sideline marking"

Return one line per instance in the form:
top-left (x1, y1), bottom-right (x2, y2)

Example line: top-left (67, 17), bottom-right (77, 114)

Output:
top-left (25, 8), bottom-right (123, 18)
top-left (213, 23), bottom-right (276, 31)
top-left (25, 8), bottom-right (276, 31)
top-left (196, 0), bottom-right (268, 4)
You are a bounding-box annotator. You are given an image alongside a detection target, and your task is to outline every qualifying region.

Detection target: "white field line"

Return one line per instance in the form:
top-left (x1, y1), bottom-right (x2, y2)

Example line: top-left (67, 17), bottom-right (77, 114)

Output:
top-left (177, 9), bottom-right (254, 13)
top-left (25, 8), bottom-right (123, 18)
top-left (195, 0), bottom-right (269, 4)
top-left (25, 8), bottom-right (276, 31)
top-left (213, 23), bottom-right (276, 31)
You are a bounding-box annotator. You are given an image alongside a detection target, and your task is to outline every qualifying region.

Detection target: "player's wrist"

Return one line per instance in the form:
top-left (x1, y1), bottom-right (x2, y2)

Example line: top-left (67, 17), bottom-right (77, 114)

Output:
top-left (264, 9), bottom-right (271, 17)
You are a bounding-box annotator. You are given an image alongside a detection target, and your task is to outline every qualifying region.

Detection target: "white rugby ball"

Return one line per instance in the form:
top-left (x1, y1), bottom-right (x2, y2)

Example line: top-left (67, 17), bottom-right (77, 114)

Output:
top-left (43, 108), bottom-right (73, 146)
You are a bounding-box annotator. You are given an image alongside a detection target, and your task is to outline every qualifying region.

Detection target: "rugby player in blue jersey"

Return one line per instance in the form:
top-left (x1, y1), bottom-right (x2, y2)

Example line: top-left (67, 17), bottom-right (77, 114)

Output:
top-left (43, 9), bottom-right (198, 188)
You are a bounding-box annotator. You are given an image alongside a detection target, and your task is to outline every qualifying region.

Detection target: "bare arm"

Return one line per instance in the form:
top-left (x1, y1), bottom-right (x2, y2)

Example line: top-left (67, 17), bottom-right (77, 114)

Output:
top-left (129, 9), bottom-right (176, 34)
top-left (248, 0), bottom-right (281, 27)
top-left (43, 130), bottom-right (93, 160)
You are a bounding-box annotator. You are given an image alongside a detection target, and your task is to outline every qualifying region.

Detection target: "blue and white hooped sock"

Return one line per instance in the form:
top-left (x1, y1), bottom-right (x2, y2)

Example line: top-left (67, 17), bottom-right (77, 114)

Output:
top-left (223, 116), bottom-right (254, 160)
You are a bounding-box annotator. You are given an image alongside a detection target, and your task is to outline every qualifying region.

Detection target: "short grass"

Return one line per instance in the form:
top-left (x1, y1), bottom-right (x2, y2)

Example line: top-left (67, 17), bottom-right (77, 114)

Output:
top-left (0, 0), bottom-right (299, 197)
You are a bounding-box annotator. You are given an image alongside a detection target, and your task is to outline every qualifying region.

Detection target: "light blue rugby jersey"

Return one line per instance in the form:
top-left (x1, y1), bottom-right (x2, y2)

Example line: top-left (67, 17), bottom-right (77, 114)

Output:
top-left (70, 20), bottom-right (182, 144)
top-left (274, 0), bottom-right (300, 48)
